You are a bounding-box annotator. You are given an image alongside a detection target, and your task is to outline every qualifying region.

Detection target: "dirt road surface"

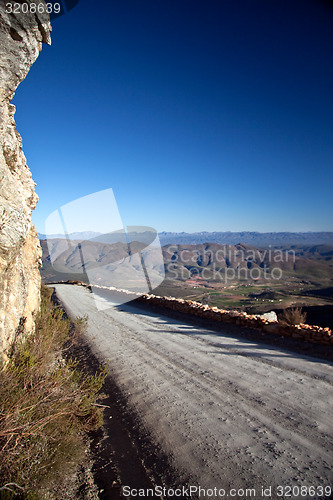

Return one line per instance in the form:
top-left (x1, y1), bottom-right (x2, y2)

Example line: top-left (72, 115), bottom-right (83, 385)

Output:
top-left (53, 284), bottom-right (333, 499)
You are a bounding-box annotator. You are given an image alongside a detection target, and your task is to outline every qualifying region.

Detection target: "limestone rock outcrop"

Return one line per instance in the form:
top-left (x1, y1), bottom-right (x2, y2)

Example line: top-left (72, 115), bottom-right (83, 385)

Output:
top-left (0, 3), bottom-right (51, 361)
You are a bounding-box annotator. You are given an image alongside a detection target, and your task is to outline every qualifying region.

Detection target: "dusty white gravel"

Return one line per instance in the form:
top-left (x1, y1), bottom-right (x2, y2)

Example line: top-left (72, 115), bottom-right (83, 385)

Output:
top-left (53, 284), bottom-right (333, 499)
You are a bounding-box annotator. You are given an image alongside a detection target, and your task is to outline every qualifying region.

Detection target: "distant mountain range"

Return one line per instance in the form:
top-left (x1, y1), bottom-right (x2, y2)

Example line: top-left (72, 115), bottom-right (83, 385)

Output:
top-left (40, 237), bottom-right (333, 286)
top-left (158, 232), bottom-right (333, 247)
top-left (40, 238), bottom-right (164, 291)
top-left (161, 242), bottom-right (333, 281)
top-left (38, 231), bottom-right (102, 241)
top-left (38, 231), bottom-right (333, 247)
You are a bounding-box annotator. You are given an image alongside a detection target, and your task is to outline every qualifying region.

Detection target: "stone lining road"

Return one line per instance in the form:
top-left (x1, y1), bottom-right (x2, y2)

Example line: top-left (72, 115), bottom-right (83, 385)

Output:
top-left (54, 284), bottom-right (333, 499)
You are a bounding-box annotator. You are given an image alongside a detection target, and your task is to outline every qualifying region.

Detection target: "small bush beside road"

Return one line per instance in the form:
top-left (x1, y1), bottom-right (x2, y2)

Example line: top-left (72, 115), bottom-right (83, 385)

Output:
top-left (0, 285), bottom-right (106, 499)
top-left (278, 307), bottom-right (307, 326)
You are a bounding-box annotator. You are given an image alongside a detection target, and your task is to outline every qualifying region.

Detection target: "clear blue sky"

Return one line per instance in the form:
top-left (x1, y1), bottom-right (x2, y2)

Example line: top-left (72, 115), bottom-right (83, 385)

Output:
top-left (13, 0), bottom-right (333, 233)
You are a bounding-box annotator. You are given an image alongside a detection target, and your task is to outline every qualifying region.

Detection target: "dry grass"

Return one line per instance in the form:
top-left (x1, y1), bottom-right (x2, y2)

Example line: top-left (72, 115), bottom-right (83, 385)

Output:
top-left (278, 306), bottom-right (307, 326)
top-left (0, 285), bottom-right (106, 498)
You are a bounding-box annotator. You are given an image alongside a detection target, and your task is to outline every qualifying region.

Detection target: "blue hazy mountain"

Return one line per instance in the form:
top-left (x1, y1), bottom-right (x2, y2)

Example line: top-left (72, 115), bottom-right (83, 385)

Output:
top-left (158, 232), bottom-right (333, 247)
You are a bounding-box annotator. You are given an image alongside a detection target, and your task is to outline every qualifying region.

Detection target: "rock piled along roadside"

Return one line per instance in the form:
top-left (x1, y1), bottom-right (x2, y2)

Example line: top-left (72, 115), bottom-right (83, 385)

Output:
top-left (137, 294), bottom-right (333, 345)
top-left (55, 281), bottom-right (333, 346)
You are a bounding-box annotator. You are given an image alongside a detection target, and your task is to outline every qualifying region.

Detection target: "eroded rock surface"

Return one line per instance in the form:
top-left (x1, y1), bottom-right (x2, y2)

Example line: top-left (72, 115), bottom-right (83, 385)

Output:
top-left (0, 3), bottom-right (51, 361)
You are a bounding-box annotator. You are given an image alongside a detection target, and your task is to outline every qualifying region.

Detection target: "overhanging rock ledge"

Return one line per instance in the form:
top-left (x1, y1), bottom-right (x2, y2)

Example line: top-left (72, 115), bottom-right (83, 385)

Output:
top-left (0, 2), bottom-right (51, 361)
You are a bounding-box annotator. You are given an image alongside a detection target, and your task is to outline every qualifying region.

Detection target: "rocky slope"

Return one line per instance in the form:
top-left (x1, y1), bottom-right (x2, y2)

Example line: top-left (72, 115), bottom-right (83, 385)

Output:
top-left (0, 3), bottom-right (51, 361)
top-left (39, 239), bottom-right (333, 283)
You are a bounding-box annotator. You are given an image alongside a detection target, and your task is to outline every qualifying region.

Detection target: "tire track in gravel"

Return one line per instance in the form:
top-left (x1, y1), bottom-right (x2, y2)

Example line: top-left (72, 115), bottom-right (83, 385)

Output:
top-left (102, 315), bottom-right (333, 480)
top-left (90, 306), bottom-right (332, 448)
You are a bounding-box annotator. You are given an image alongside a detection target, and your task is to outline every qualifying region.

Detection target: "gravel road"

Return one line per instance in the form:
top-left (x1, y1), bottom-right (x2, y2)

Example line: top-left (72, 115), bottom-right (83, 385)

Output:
top-left (53, 284), bottom-right (333, 499)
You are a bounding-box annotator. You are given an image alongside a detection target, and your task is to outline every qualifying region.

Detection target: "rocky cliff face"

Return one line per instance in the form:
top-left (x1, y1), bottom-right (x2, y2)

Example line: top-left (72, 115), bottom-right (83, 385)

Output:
top-left (0, 4), bottom-right (51, 362)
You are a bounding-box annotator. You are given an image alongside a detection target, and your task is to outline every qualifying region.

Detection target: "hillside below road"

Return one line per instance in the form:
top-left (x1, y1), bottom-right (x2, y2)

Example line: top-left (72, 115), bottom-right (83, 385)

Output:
top-left (53, 284), bottom-right (333, 499)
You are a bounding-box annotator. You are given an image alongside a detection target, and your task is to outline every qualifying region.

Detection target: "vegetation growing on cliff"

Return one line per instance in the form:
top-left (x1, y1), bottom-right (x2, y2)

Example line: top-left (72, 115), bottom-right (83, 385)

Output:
top-left (0, 285), bottom-right (105, 498)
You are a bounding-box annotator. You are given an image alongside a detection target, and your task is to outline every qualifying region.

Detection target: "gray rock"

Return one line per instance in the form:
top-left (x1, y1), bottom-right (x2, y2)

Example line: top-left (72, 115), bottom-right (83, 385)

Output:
top-left (0, 2), bottom-right (51, 361)
top-left (259, 311), bottom-right (278, 322)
